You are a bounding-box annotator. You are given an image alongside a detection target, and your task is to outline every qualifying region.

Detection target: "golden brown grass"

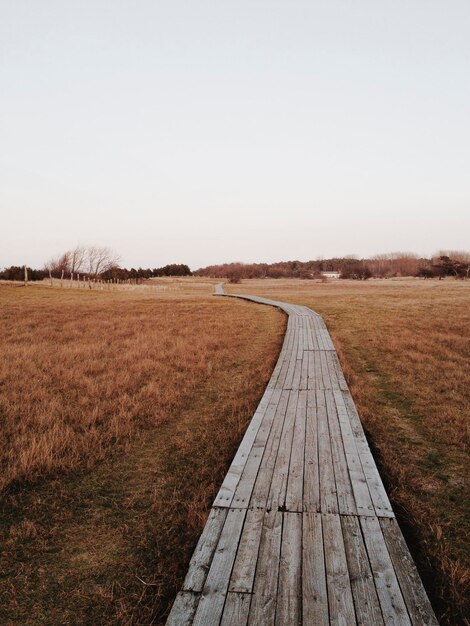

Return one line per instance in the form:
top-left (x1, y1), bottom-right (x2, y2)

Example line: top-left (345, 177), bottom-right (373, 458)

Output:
top-left (226, 277), bottom-right (470, 624)
top-left (0, 280), bottom-right (255, 490)
top-left (0, 280), bottom-right (285, 624)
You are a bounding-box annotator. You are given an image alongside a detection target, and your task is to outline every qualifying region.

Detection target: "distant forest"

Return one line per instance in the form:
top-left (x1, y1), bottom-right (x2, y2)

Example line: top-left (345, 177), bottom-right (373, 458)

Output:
top-left (101, 264), bottom-right (192, 280)
top-left (195, 252), bottom-right (470, 281)
top-left (1, 251), bottom-right (469, 282)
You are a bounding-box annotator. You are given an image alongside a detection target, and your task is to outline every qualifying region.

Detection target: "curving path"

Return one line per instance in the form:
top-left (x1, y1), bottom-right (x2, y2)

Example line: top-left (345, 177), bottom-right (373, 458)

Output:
top-left (167, 285), bottom-right (437, 625)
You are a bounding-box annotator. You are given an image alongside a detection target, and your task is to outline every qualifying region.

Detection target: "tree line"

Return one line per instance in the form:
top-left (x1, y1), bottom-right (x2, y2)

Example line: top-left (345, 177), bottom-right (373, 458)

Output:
top-left (195, 251), bottom-right (470, 281)
top-left (2, 249), bottom-right (469, 283)
top-left (0, 266), bottom-right (47, 281)
top-left (100, 264), bottom-right (192, 281)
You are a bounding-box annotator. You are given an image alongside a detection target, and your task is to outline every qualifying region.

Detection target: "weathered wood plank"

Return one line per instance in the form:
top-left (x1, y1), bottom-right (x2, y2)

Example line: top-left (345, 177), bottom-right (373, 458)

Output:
top-left (276, 513), bottom-right (302, 626)
top-left (220, 592), bottom-right (251, 626)
top-left (307, 351), bottom-right (316, 390)
top-left (248, 511), bottom-right (283, 625)
top-left (302, 512), bottom-right (328, 624)
top-left (325, 352), bottom-right (341, 390)
top-left (267, 390), bottom-right (298, 511)
top-left (275, 325), bottom-right (297, 390)
top-left (310, 316), bottom-right (323, 350)
top-left (321, 328), bottom-right (335, 351)
top-left (341, 515), bottom-right (384, 625)
top-left (333, 389), bottom-right (375, 516)
top-left (213, 388), bottom-right (275, 507)
top-left (284, 322), bottom-right (300, 389)
top-left (317, 390), bottom-right (338, 513)
top-left (276, 512), bottom-right (302, 625)
top-left (291, 356), bottom-right (302, 390)
top-left (266, 314), bottom-right (294, 391)
top-left (305, 315), bottom-right (314, 350)
top-left (167, 591), bottom-right (200, 625)
top-left (250, 390), bottom-right (290, 509)
top-left (325, 389), bottom-right (357, 515)
top-left (360, 515), bottom-right (411, 625)
top-left (320, 350), bottom-right (332, 388)
top-left (329, 351), bottom-right (349, 390)
top-left (342, 390), bottom-right (394, 517)
top-left (229, 509), bottom-right (264, 593)
top-left (311, 351), bottom-right (322, 389)
top-left (296, 318), bottom-right (305, 359)
top-left (307, 317), bottom-right (319, 350)
top-left (193, 508), bottom-right (247, 626)
top-left (285, 389), bottom-right (307, 512)
top-left (300, 350), bottom-right (309, 389)
top-left (183, 507), bottom-right (229, 592)
top-left (303, 389), bottom-right (320, 512)
top-left (323, 513), bottom-right (357, 625)
top-left (231, 444), bottom-right (265, 508)
top-left (380, 517), bottom-right (438, 625)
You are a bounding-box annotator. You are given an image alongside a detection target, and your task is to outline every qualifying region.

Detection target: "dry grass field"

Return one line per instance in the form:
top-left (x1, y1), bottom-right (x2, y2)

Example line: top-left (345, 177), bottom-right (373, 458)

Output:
top-left (1, 277), bottom-right (468, 624)
top-left (226, 278), bottom-right (470, 624)
top-left (0, 280), bottom-right (285, 624)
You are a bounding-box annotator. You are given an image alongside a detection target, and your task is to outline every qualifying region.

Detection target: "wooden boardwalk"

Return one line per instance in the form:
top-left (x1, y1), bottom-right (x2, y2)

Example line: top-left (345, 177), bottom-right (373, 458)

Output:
top-left (167, 287), bottom-right (437, 625)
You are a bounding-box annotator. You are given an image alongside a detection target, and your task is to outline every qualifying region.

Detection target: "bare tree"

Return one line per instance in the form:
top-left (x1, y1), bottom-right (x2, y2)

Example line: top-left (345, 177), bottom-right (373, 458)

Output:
top-left (69, 245), bottom-right (86, 280)
top-left (44, 251), bottom-right (71, 278)
top-left (86, 246), bottom-right (120, 278)
top-left (45, 245), bottom-right (120, 280)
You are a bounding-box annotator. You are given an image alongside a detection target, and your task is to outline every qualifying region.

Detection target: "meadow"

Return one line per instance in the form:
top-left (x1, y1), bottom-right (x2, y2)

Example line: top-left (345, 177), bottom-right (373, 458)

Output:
top-left (0, 277), bottom-right (468, 624)
top-left (0, 280), bottom-right (285, 624)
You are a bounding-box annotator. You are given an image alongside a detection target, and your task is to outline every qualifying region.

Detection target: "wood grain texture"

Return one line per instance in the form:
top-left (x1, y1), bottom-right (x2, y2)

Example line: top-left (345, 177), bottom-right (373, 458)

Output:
top-left (380, 517), bottom-right (439, 625)
top-left (302, 512), bottom-right (328, 625)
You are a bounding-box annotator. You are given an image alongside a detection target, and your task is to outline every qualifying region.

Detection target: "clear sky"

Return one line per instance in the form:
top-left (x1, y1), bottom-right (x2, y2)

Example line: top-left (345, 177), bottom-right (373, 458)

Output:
top-left (1, 1), bottom-right (469, 270)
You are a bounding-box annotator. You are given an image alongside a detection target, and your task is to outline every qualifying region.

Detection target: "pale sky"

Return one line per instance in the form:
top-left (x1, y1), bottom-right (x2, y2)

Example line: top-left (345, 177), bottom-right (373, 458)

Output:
top-left (1, 1), bottom-right (469, 270)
